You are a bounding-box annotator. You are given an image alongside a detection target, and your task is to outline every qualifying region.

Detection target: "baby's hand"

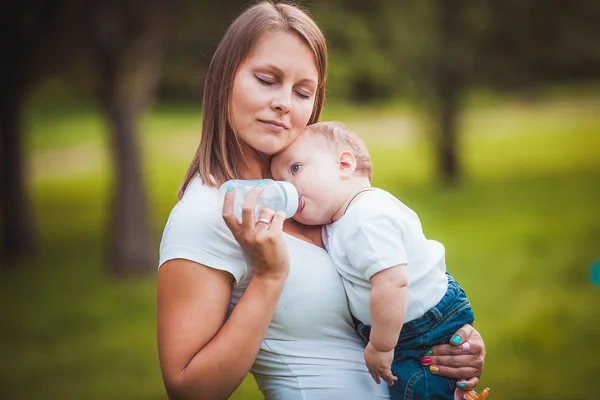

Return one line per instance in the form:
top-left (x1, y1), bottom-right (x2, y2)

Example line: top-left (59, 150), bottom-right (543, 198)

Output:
top-left (364, 341), bottom-right (398, 386)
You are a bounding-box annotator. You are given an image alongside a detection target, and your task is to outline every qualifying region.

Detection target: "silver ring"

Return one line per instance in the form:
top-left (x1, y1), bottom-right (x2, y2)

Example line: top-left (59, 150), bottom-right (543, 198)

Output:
top-left (256, 218), bottom-right (271, 226)
top-left (462, 341), bottom-right (471, 354)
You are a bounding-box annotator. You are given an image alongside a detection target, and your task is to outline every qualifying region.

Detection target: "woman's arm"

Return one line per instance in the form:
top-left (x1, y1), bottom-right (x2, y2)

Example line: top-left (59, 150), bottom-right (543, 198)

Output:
top-left (157, 260), bottom-right (286, 399)
top-left (422, 324), bottom-right (486, 391)
top-left (158, 187), bottom-right (290, 399)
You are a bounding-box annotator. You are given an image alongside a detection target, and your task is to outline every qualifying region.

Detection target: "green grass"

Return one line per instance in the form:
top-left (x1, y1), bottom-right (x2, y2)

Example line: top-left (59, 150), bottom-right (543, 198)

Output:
top-left (2, 91), bottom-right (600, 399)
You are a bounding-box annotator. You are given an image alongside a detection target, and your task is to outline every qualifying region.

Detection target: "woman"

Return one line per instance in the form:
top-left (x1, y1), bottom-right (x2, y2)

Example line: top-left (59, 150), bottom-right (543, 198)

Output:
top-left (157, 2), bottom-right (485, 399)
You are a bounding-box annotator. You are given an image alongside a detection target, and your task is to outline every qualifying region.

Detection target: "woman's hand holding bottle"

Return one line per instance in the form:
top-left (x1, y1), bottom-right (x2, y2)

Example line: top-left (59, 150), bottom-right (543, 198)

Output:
top-left (222, 184), bottom-right (290, 281)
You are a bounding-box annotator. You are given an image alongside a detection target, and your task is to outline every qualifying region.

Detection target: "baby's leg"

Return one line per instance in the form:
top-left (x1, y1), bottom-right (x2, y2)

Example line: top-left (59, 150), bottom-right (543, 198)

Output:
top-left (390, 277), bottom-right (475, 399)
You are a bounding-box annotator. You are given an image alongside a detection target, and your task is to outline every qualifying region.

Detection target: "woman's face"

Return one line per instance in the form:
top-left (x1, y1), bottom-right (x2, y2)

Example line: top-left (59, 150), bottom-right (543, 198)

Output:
top-left (229, 31), bottom-right (319, 156)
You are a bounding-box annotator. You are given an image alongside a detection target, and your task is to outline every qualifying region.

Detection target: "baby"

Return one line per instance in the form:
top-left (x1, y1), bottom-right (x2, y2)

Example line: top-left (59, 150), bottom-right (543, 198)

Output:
top-left (271, 122), bottom-right (476, 400)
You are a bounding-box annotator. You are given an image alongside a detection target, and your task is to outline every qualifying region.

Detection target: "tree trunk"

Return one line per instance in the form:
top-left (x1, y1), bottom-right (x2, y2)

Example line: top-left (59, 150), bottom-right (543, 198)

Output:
top-left (0, 62), bottom-right (37, 265)
top-left (434, 77), bottom-right (461, 185)
top-left (89, 0), bottom-right (168, 275)
top-left (95, 39), bottom-right (154, 276)
top-left (103, 96), bottom-right (154, 275)
top-left (433, 0), bottom-right (465, 185)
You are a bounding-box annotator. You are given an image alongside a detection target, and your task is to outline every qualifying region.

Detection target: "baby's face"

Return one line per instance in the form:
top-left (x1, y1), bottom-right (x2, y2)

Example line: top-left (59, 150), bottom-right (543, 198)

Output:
top-left (271, 133), bottom-right (344, 225)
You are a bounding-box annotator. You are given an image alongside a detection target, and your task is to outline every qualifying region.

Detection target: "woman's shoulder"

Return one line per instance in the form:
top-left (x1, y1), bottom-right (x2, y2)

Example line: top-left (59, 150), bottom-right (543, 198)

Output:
top-left (179, 174), bottom-right (220, 205)
top-left (166, 174), bottom-right (227, 224)
top-left (165, 176), bottom-right (221, 222)
top-left (159, 176), bottom-right (247, 282)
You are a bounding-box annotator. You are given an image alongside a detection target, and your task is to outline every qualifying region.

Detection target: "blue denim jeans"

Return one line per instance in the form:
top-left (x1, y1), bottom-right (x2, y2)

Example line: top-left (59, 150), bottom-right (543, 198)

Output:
top-left (355, 274), bottom-right (474, 400)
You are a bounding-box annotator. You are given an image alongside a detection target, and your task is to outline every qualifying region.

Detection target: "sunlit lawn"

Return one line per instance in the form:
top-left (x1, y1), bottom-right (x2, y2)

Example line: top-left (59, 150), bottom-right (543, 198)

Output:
top-left (1, 90), bottom-right (599, 399)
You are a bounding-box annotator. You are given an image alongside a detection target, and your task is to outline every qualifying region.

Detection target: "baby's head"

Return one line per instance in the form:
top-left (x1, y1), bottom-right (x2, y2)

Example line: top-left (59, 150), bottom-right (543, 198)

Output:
top-left (271, 121), bottom-right (372, 225)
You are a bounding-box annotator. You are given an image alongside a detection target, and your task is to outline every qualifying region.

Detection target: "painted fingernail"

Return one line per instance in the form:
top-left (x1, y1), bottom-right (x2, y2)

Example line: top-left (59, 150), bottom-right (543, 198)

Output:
top-left (257, 181), bottom-right (264, 188)
top-left (424, 350), bottom-right (432, 356)
top-left (421, 357), bottom-right (432, 364)
top-left (429, 365), bottom-right (439, 373)
top-left (459, 383), bottom-right (467, 389)
top-left (451, 335), bottom-right (462, 344)
top-left (227, 184), bottom-right (233, 192)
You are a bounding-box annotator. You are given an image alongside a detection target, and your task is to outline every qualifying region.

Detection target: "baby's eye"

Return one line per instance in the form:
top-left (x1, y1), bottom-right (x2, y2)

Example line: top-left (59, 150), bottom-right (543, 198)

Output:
top-left (291, 164), bottom-right (301, 175)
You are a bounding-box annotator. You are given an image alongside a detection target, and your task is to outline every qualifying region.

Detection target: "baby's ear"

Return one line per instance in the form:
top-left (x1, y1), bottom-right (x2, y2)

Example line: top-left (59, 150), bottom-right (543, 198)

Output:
top-left (338, 150), bottom-right (357, 178)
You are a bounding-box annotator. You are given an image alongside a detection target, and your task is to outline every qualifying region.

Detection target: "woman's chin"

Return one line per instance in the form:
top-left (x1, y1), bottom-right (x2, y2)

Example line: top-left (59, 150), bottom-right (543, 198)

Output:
top-left (252, 135), bottom-right (297, 156)
top-left (254, 142), bottom-right (287, 156)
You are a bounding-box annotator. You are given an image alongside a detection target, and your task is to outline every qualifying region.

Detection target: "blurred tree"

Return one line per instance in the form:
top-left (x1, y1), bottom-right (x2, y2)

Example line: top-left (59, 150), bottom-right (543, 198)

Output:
top-left (377, 0), bottom-right (600, 184)
top-left (160, 0), bottom-right (248, 100)
top-left (0, 0), bottom-right (76, 264)
top-left (312, 1), bottom-right (397, 103)
top-left (474, 0), bottom-right (600, 88)
top-left (85, 0), bottom-right (171, 275)
top-left (5, 0), bottom-right (600, 270)
top-left (377, 0), bottom-right (485, 184)
top-left (1, 0), bottom-right (171, 274)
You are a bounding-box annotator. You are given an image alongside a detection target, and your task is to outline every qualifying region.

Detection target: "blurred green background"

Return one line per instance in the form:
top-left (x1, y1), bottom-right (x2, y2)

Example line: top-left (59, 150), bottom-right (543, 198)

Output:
top-left (2, 1), bottom-right (600, 399)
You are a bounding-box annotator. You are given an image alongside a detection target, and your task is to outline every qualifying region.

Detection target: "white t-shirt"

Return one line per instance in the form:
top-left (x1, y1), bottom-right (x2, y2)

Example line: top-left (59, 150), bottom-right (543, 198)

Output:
top-left (323, 189), bottom-right (448, 325)
top-left (159, 176), bottom-right (388, 400)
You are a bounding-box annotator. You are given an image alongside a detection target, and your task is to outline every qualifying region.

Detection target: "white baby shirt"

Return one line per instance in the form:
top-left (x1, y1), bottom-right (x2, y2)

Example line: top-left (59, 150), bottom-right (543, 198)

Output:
top-left (324, 189), bottom-right (448, 325)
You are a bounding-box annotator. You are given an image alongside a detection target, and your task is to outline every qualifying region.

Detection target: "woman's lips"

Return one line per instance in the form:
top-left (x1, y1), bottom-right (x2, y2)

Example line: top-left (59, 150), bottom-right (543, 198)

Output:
top-left (259, 119), bottom-right (287, 133)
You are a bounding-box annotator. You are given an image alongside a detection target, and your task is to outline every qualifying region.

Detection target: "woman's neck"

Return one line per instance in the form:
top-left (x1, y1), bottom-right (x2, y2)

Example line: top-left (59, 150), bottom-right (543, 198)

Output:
top-left (236, 144), bottom-right (272, 180)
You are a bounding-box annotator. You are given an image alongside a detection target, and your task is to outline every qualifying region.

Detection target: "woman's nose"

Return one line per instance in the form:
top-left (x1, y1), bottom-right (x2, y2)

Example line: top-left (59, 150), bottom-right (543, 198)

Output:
top-left (271, 88), bottom-right (292, 113)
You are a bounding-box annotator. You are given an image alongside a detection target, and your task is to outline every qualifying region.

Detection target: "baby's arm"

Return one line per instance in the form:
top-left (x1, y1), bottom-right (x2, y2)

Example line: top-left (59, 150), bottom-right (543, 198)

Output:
top-left (370, 264), bottom-right (408, 351)
top-left (339, 194), bottom-right (412, 385)
top-left (365, 264), bottom-right (408, 385)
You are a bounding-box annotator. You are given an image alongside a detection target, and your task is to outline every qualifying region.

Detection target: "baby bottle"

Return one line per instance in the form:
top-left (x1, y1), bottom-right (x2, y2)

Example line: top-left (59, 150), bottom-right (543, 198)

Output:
top-left (218, 179), bottom-right (299, 220)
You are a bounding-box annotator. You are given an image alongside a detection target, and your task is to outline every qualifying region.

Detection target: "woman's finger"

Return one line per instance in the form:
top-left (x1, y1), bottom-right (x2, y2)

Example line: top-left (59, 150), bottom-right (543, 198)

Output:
top-left (448, 324), bottom-right (475, 347)
top-left (429, 343), bottom-right (466, 356)
top-left (269, 211), bottom-right (286, 232)
top-left (430, 338), bottom-right (483, 358)
top-left (456, 377), bottom-right (479, 391)
top-left (241, 186), bottom-right (264, 234)
top-left (428, 364), bottom-right (481, 380)
top-left (255, 208), bottom-right (275, 234)
top-left (222, 186), bottom-right (241, 234)
top-left (425, 354), bottom-right (483, 372)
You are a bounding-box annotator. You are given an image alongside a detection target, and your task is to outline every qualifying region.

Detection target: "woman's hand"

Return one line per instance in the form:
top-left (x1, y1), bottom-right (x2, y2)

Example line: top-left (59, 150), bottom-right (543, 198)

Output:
top-left (421, 324), bottom-right (485, 391)
top-left (222, 185), bottom-right (290, 280)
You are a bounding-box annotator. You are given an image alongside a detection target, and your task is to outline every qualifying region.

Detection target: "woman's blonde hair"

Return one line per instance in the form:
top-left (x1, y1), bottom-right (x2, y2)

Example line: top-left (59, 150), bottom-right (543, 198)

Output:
top-left (179, 1), bottom-right (328, 198)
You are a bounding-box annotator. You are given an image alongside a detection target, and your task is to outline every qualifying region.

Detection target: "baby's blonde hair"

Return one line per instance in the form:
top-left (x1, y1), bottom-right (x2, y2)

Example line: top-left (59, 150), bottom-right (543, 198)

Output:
top-left (304, 122), bottom-right (372, 182)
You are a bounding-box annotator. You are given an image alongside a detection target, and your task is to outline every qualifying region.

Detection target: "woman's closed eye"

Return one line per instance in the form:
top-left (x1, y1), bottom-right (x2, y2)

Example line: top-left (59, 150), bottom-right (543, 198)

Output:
top-left (295, 90), bottom-right (310, 100)
top-left (291, 163), bottom-right (302, 175)
top-left (255, 74), bottom-right (275, 85)
top-left (256, 74), bottom-right (312, 99)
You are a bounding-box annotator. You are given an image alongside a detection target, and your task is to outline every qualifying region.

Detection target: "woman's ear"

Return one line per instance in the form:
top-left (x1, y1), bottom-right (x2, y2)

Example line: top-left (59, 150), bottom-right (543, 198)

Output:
top-left (338, 150), bottom-right (357, 178)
